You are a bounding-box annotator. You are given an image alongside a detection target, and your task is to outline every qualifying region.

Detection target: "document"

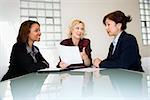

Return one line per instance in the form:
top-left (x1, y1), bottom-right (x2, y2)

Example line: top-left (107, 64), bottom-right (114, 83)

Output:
top-left (38, 68), bottom-right (67, 73)
top-left (57, 44), bottom-right (83, 64)
top-left (38, 66), bottom-right (86, 73)
top-left (71, 67), bottom-right (104, 72)
top-left (38, 68), bottom-right (61, 72)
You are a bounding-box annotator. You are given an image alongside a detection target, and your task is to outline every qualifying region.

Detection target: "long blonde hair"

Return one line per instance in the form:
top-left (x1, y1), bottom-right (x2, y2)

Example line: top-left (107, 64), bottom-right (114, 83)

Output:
top-left (68, 19), bottom-right (85, 38)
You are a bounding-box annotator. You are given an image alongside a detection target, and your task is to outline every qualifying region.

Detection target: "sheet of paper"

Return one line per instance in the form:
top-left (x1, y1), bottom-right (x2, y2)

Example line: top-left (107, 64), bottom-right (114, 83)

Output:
top-left (38, 68), bottom-right (62, 72)
top-left (57, 44), bottom-right (83, 64)
top-left (71, 67), bottom-right (99, 72)
top-left (71, 68), bottom-right (106, 72)
top-left (37, 68), bottom-right (62, 73)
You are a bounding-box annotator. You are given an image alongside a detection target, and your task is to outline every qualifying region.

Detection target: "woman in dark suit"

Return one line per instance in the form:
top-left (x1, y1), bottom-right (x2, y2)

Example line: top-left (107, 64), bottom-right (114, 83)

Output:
top-left (1, 20), bottom-right (49, 81)
top-left (57, 19), bottom-right (92, 69)
top-left (93, 10), bottom-right (143, 72)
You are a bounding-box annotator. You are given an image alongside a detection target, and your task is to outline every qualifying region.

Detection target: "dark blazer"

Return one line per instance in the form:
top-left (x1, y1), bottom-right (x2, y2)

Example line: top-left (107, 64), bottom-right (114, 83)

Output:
top-left (100, 31), bottom-right (144, 72)
top-left (57, 38), bottom-right (92, 67)
top-left (1, 43), bottom-right (49, 81)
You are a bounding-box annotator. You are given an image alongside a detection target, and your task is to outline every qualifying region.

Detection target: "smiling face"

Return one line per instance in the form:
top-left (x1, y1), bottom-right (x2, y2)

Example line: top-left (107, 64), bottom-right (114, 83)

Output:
top-left (71, 23), bottom-right (85, 40)
top-left (28, 23), bottom-right (41, 42)
top-left (105, 18), bottom-right (122, 37)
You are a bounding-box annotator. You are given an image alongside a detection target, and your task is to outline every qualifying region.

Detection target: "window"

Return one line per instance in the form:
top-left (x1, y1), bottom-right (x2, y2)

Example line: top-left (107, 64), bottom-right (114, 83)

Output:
top-left (147, 75), bottom-right (150, 97)
top-left (20, 0), bottom-right (62, 48)
top-left (139, 0), bottom-right (150, 45)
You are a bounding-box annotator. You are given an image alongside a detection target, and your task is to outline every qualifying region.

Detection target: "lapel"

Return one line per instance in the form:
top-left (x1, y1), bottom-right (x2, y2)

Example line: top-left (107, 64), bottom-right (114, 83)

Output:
top-left (113, 31), bottom-right (126, 55)
top-left (108, 31), bottom-right (126, 58)
top-left (108, 43), bottom-right (114, 57)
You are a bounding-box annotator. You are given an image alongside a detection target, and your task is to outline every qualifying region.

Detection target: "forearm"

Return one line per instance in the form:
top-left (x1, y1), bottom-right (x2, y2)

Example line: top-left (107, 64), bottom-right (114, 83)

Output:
top-left (100, 58), bottom-right (130, 69)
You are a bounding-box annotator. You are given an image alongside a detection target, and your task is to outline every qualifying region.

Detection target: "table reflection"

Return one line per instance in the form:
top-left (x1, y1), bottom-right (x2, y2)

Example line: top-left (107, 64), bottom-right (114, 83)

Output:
top-left (82, 72), bottom-right (93, 97)
top-left (10, 73), bottom-right (49, 100)
top-left (0, 69), bottom-right (149, 100)
top-left (98, 69), bottom-right (145, 99)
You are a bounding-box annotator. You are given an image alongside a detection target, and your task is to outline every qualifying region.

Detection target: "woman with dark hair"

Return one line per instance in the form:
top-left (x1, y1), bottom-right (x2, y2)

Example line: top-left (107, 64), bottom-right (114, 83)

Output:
top-left (1, 20), bottom-right (49, 81)
top-left (93, 10), bottom-right (143, 72)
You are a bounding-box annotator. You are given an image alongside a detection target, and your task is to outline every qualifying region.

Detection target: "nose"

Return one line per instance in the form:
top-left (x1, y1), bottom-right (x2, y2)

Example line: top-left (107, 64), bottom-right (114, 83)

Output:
top-left (105, 25), bottom-right (108, 30)
top-left (79, 29), bottom-right (82, 32)
top-left (39, 31), bottom-right (41, 36)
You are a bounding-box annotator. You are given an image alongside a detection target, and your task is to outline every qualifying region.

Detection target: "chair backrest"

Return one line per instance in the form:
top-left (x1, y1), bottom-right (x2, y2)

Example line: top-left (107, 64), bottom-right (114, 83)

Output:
top-left (141, 57), bottom-right (150, 73)
top-left (0, 66), bottom-right (9, 81)
top-left (40, 48), bottom-right (59, 68)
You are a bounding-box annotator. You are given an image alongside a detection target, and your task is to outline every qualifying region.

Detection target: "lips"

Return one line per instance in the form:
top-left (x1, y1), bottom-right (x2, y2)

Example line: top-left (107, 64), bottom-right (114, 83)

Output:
top-left (77, 34), bottom-right (81, 37)
top-left (77, 33), bottom-right (82, 36)
top-left (107, 31), bottom-right (109, 34)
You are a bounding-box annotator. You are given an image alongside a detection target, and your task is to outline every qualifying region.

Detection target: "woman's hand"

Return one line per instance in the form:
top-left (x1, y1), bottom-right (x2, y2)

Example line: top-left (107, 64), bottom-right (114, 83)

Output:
top-left (80, 47), bottom-right (88, 60)
top-left (80, 47), bottom-right (91, 66)
top-left (93, 58), bottom-right (102, 68)
top-left (59, 61), bottom-right (70, 69)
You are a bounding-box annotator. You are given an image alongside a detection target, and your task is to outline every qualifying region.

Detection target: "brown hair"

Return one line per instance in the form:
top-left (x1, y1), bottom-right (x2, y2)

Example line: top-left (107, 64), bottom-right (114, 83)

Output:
top-left (17, 20), bottom-right (40, 43)
top-left (103, 10), bottom-right (132, 30)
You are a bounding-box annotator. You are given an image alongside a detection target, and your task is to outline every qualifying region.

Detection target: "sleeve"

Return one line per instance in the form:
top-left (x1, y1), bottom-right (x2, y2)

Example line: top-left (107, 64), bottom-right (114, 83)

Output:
top-left (35, 46), bottom-right (49, 67)
top-left (100, 36), bottom-right (139, 69)
top-left (14, 45), bottom-right (49, 73)
top-left (36, 51), bottom-right (49, 68)
top-left (84, 39), bottom-right (92, 66)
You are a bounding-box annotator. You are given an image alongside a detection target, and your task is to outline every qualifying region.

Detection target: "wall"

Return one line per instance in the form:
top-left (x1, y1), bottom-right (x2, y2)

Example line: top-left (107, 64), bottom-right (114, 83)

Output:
top-left (0, 0), bottom-right (20, 65)
top-left (0, 0), bottom-right (20, 80)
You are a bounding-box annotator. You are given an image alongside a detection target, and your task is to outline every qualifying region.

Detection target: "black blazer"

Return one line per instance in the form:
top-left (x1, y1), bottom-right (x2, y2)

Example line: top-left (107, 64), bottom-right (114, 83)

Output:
top-left (100, 31), bottom-right (144, 72)
top-left (2, 43), bottom-right (49, 81)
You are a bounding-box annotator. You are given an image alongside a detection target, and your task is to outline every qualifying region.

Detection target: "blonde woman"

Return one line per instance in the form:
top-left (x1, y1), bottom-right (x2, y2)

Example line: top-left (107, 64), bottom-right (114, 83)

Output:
top-left (57, 19), bottom-right (92, 69)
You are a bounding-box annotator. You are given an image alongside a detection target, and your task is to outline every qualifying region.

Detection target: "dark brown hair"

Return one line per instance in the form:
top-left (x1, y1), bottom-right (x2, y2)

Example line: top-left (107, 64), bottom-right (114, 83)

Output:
top-left (17, 20), bottom-right (40, 43)
top-left (103, 10), bottom-right (132, 30)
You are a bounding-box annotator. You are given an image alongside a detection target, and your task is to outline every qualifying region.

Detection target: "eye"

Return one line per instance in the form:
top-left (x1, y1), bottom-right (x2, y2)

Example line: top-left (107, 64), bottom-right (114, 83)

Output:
top-left (106, 23), bottom-right (110, 26)
top-left (35, 29), bottom-right (38, 32)
top-left (75, 27), bottom-right (79, 30)
top-left (81, 28), bottom-right (84, 31)
top-left (35, 28), bottom-right (40, 32)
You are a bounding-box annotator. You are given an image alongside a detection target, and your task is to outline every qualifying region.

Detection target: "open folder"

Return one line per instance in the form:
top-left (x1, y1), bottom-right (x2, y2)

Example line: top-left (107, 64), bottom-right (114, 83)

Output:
top-left (57, 44), bottom-right (83, 64)
top-left (38, 66), bottom-right (86, 73)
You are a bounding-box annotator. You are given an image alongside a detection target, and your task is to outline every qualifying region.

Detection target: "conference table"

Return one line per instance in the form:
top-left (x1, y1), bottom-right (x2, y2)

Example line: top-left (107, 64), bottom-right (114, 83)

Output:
top-left (0, 68), bottom-right (149, 100)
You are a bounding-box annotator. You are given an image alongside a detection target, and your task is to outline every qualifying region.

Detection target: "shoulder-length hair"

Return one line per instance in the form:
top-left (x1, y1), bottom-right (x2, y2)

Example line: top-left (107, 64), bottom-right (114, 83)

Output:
top-left (68, 19), bottom-right (85, 38)
top-left (17, 20), bottom-right (40, 43)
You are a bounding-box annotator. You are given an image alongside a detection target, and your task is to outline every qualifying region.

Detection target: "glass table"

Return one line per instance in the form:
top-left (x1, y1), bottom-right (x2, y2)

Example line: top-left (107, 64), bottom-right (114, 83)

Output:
top-left (0, 68), bottom-right (149, 100)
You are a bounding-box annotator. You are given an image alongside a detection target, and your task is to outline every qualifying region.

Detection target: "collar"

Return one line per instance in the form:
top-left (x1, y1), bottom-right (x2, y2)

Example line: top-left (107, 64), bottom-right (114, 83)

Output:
top-left (112, 31), bottom-right (122, 46)
top-left (26, 44), bottom-right (38, 54)
top-left (70, 38), bottom-right (83, 46)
